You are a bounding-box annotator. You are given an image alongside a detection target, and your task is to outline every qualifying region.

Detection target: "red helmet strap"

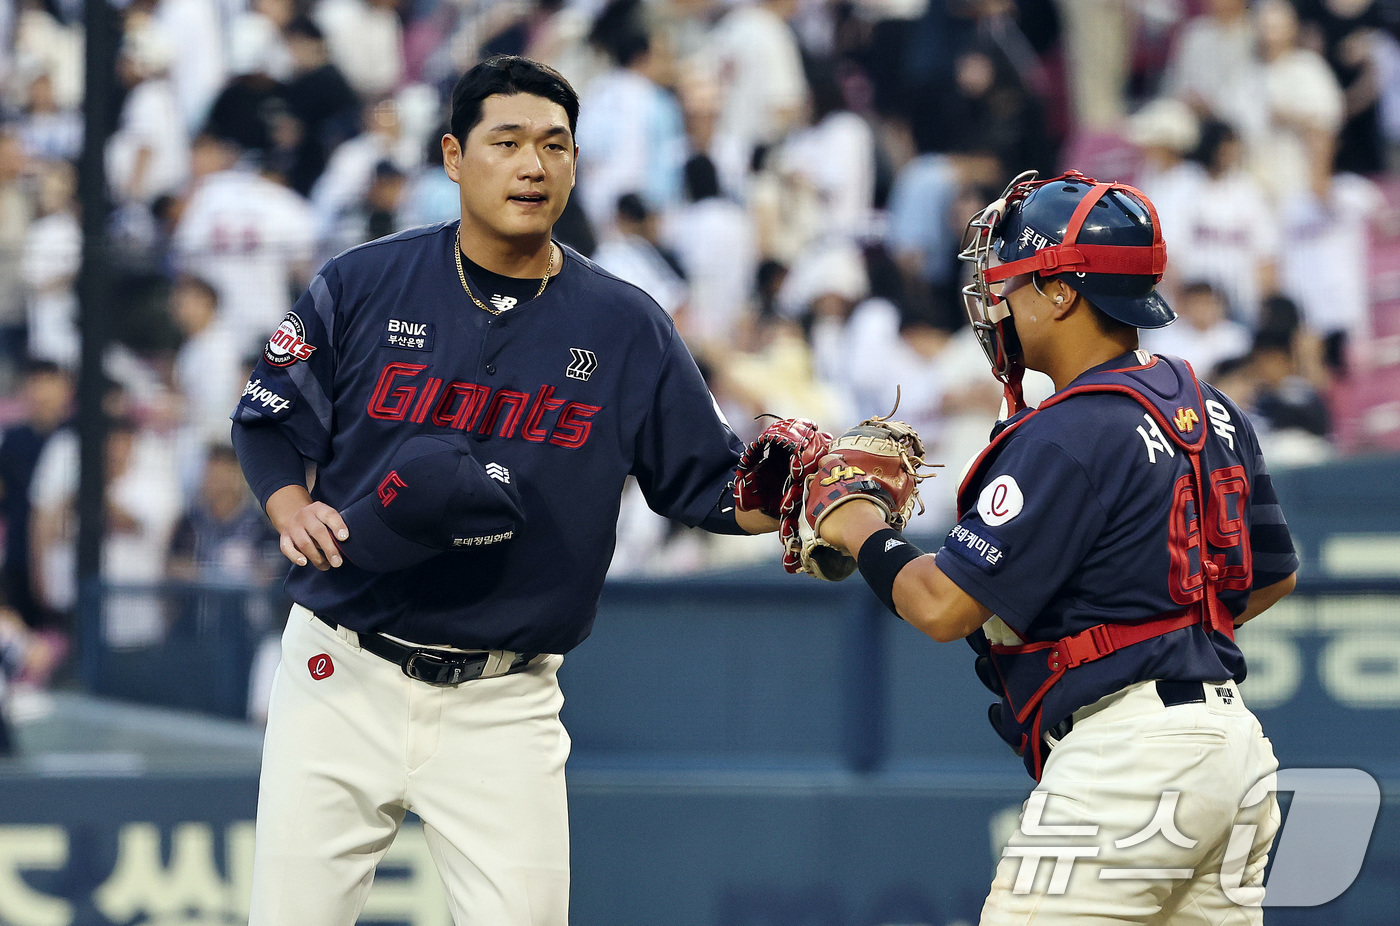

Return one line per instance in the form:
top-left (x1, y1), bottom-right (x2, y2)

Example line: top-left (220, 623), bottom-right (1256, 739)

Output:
top-left (1060, 181), bottom-right (1113, 247)
top-left (982, 178), bottom-right (1166, 286)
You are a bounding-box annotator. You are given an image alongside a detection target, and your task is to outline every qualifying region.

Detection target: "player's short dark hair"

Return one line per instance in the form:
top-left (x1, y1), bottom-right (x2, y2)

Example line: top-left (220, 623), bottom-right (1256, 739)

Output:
top-left (450, 55), bottom-right (579, 143)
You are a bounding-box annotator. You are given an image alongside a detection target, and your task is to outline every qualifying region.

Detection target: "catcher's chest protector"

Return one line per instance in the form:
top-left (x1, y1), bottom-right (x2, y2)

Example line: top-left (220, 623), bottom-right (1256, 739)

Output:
top-left (958, 356), bottom-right (1240, 780)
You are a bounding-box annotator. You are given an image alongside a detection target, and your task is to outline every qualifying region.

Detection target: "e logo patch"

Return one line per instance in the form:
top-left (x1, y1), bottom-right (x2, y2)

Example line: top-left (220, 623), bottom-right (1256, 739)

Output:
top-left (308, 654), bottom-right (334, 680)
top-left (978, 474), bottom-right (1024, 526)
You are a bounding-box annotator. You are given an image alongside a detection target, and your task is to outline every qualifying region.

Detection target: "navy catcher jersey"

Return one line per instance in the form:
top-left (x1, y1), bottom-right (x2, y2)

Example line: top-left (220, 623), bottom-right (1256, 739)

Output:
top-left (231, 221), bottom-right (743, 653)
top-left (938, 352), bottom-right (1298, 736)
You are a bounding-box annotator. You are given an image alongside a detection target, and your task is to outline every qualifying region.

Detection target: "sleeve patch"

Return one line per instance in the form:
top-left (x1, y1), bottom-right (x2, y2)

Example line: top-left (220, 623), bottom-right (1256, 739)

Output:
top-left (977, 474), bottom-right (1024, 526)
top-left (944, 522), bottom-right (1009, 573)
top-left (239, 377), bottom-right (294, 416)
top-left (264, 312), bottom-right (317, 367)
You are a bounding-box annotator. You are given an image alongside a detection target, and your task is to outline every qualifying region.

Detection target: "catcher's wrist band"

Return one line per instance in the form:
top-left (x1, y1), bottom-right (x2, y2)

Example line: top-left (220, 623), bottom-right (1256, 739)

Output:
top-left (858, 528), bottom-right (925, 619)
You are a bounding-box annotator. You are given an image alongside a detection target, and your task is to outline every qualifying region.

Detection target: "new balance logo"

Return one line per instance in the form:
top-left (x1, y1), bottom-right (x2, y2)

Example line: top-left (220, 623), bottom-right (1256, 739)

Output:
top-left (490, 294), bottom-right (517, 312)
top-left (884, 538), bottom-right (905, 552)
top-left (485, 462), bottom-right (510, 483)
top-left (566, 348), bottom-right (597, 381)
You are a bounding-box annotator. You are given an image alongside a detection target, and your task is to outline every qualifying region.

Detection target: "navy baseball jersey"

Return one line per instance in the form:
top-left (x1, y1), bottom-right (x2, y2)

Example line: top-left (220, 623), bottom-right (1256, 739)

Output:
top-left (231, 221), bottom-right (743, 653)
top-left (937, 351), bottom-right (1297, 773)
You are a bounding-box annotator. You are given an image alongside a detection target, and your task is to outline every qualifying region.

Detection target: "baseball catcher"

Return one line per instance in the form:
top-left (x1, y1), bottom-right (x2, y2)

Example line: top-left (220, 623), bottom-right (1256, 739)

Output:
top-left (787, 168), bottom-right (1299, 923)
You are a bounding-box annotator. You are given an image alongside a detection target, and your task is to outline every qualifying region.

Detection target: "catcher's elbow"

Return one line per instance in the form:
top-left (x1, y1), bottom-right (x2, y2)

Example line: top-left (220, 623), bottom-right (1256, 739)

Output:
top-left (896, 593), bottom-right (966, 642)
top-left (922, 614), bottom-right (973, 643)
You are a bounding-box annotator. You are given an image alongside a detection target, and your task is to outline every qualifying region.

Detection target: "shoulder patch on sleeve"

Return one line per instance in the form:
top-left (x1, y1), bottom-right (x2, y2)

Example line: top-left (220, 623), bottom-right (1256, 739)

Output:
top-left (239, 377), bottom-right (295, 416)
top-left (264, 312), bottom-right (317, 367)
top-left (977, 474), bottom-right (1024, 526)
top-left (944, 522), bottom-right (1009, 573)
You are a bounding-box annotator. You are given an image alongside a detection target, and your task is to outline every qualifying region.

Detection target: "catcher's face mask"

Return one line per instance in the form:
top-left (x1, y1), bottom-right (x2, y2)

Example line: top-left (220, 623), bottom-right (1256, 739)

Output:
top-left (958, 170), bottom-right (1039, 407)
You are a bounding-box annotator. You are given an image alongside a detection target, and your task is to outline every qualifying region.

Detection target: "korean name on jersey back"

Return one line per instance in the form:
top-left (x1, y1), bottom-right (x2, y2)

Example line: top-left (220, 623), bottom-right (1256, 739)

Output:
top-left (366, 361), bottom-right (602, 449)
top-left (264, 312), bottom-right (317, 367)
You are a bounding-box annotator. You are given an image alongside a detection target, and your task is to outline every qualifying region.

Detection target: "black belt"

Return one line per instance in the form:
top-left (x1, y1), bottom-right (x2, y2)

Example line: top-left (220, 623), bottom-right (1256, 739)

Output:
top-left (1156, 679), bottom-right (1209, 707)
top-left (316, 614), bottom-right (539, 687)
top-left (1047, 680), bottom-right (1212, 745)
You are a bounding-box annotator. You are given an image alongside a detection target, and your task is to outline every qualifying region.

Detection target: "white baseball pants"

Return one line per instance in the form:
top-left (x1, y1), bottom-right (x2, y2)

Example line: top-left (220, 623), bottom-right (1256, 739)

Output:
top-left (248, 605), bottom-right (571, 925)
top-left (980, 679), bottom-right (1281, 926)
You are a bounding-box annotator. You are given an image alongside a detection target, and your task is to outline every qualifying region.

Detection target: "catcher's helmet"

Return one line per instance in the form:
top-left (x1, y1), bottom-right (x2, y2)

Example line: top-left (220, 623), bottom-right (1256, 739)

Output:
top-left (958, 169), bottom-right (1174, 396)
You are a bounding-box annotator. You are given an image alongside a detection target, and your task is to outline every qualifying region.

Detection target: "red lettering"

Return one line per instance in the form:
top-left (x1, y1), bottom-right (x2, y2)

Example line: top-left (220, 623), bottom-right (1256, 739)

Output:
top-left (367, 362), bottom-right (427, 420)
top-left (990, 483), bottom-right (1010, 517)
top-left (522, 384), bottom-right (564, 442)
top-left (482, 390), bottom-right (530, 438)
top-left (1204, 467), bottom-right (1251, 589)
top-left (409, 378), bottom-right (443, 424)
top-left (364, 364), bottom-right (601, 448)
top-left (550, 402), bottom-right (601, 449)
top-left (377, 470), bottom-right (407, 506)
top-left (1167, 465), bottom-right (1252, 605)
top-left (433, 382), bottom-right (491, 430)
top-left (269, 326), bottom-right (316, 360)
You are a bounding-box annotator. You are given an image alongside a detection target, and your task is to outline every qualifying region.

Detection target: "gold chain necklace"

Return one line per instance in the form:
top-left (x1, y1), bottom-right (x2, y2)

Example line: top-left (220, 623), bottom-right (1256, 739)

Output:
top-left (455, 226), bottom-right (556, 315)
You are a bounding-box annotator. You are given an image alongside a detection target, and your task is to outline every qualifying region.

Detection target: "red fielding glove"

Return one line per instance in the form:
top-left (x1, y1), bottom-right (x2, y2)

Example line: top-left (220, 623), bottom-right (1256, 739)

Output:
top-left (734, 417), bottom-right (833, 519)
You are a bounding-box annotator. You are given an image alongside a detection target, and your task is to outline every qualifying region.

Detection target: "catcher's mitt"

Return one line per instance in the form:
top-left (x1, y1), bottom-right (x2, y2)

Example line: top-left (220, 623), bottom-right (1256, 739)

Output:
top-left (734, 416), bottom-right (833, 519)
top-left (783, 412), bottom-right (934, 580)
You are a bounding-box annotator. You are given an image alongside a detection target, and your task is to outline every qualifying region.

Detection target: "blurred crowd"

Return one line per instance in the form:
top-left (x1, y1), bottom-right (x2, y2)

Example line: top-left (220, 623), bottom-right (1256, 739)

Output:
top-left (0, 0), bottom-right (1398, 709)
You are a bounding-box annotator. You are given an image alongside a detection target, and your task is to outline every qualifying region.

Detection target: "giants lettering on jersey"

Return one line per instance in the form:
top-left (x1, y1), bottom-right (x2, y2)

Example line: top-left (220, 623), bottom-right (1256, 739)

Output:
top-left (366, 362), bottom-right (601, 448)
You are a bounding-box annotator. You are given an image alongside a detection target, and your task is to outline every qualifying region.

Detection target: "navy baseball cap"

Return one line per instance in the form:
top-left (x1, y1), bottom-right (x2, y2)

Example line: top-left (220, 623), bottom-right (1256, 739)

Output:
top-left (338, 434), bottom-right (525, 572)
